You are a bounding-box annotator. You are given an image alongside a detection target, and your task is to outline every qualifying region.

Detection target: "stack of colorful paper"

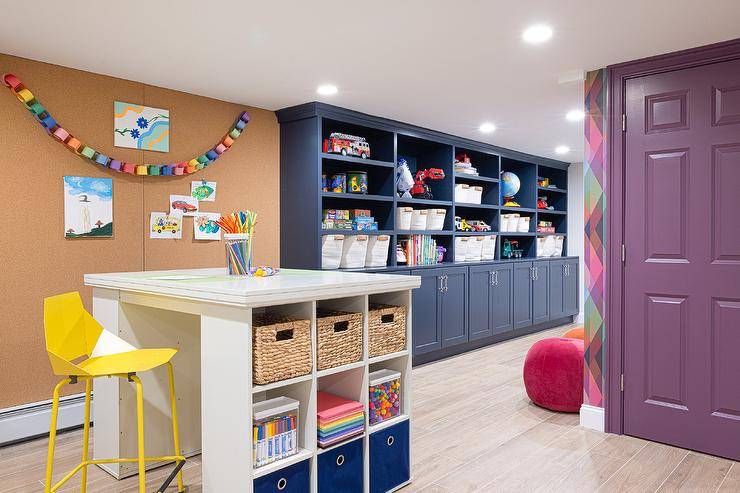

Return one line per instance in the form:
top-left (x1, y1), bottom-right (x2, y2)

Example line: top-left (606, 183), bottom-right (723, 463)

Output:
top-left (317, 391), bottom-right (365, 448)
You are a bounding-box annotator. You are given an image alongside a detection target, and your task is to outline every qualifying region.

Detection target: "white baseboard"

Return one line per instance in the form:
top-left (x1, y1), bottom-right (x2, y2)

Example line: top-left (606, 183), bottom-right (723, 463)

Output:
top-left (579, 403), bottom-right (605, 432)
top-left (0, 393), bottom-right (91, 445)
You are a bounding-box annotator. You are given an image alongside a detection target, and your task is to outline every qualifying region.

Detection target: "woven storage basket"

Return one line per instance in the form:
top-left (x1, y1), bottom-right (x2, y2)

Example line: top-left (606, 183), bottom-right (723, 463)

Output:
top-left (316, 309), bottom-right (363, 370)
top-left (252, 314), bottom-right (312, 385)
top-left (368, 304), bottom-right (407, 358)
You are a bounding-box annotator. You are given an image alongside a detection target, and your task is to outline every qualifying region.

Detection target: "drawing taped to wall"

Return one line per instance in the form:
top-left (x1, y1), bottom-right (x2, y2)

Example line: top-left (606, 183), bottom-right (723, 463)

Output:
top-left (169, 194), bottom-right (199, 216)
top-left (63, 176), bottom-right (113, 238)
top-left (191, 181), bottom-right (217, 202)
top-left (193, 212), bottom-right (221, 240)
top-left (150, 212), bottom-right (183, 239)
top-left (114, 102), bottom-right (170, 152)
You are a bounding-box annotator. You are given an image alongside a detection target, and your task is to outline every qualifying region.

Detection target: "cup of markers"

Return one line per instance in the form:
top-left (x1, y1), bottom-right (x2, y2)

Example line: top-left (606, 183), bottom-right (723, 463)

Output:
top-left (218, 210), bottom-right (257, 276)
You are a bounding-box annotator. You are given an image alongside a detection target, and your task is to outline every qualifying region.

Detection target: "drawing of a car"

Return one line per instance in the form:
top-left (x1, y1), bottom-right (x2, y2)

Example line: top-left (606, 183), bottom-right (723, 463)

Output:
top-left (154, 218), bottom-right (179, 234)
top-left (171, 200), bottom-right (197, 213)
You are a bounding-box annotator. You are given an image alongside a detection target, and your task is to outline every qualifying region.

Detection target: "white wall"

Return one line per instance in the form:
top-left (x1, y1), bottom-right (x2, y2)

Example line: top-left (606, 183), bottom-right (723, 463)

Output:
top-left (567, 162), bottom-right (585, 323)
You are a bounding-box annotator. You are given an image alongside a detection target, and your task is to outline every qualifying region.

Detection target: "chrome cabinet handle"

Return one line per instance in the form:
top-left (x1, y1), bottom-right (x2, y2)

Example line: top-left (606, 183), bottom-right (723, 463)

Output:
top-left (277, 478), bottom-right (287, 491)
top-left (387, 435), bottom-right (395, 446)
top-left (444, 275), bottom-right (449, 292)
top-left (336, 454), bottom-right (345, 466)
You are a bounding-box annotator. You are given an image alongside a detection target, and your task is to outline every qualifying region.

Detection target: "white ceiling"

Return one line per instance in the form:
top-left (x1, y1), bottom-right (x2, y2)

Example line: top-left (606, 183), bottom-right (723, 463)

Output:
top-left (1, 1), bottom-right (739, 161)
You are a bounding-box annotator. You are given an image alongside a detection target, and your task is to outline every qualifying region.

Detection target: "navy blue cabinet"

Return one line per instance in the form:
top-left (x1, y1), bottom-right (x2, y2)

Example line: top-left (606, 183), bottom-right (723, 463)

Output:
top-left (549, 259), bottom-right (567, 320)
top-left (318, 438), bottom-right (363, 493)
top-left (564, 258), bottom-right (579, 317)
top-left (254, 459), bottom-right (310, 493)
top-left (370, 420), bottom-right (410, 493)
top-left (513, 262), bottom-right (533, 329)
top-left (439, 267), bottom-right (468, 348)
top-left (469, 263), bottom-right (513, 340)
top-left (532, 260), bottom-right (550, 325)
top-left (411, 267), bottom-right (468, 355)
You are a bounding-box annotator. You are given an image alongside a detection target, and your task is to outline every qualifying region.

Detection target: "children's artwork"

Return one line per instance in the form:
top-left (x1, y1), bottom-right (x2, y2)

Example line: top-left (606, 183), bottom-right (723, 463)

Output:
top-left (63, 176), bottom-right (113, 238)
top-left (114, 102), bottom-right (170, 152)
top-left (169, 194), bottom-right (199, 216)
top-left (191, 181), bottom-right (217, 202)
top-left (193, 212), bottom-right (221, 240)
top-left (150, 212), bottom-right (183, 239)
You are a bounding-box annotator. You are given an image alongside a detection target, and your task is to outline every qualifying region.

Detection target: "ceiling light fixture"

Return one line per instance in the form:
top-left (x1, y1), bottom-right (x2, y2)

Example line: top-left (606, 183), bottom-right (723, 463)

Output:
top-left (479, 122), bottom-right (496, 133)
top-left (566, 109), bottom-right (585, 122)
top-left (555, 145), bottom-right (570, 155)
top-left (316, 84), bottom-right (338, 96)
top-left (522, 24), bottom-right (553, 44)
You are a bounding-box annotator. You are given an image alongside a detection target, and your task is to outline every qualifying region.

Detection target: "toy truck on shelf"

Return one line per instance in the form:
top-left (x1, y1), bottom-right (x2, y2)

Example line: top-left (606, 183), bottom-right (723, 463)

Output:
top-left (323, 132), bottom-right (371, 159)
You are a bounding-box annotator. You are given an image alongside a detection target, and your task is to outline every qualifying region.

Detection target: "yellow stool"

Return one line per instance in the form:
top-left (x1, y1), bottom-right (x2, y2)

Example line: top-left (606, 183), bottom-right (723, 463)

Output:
top-left (43, 292), bottom-right (185, 493)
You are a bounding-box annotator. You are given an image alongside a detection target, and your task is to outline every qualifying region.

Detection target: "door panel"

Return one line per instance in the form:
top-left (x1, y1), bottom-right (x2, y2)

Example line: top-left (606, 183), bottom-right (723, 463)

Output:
top-left (440, 267), bottom-right (468, 348)
top-left (468, 265), bottom-right (492, 341)
top-left (549, 259), bottom-right (566, 320)
top-left (512, 262), bottom-right (532, 329)
top-left (532, 261), bottom-right (550, 325)
top-left (563, 259), bottom-right (579, 316)
top-left (410, 269), bottom-right (441, 355)
top-left (624, 57), bottom-right (740, 461)
top-left (491, 263), bottom-right (514, 335)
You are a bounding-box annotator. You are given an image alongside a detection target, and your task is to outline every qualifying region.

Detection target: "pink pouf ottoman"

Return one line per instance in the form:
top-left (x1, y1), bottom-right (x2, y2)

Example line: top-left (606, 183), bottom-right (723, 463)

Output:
top-left (523, 337), bottom-right (584, 412)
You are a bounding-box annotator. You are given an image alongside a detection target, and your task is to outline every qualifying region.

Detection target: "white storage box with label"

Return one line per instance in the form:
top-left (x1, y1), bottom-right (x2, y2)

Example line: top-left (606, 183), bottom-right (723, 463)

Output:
top-left (500, 213), bottom-right (520, 232)
top-left (517, 216), bottom-right (531, 232)
top-left (396, 207), bottom-right (413, 230)
top-left (454, 183), bottom-right (470, 203)
top-left (454, 236), bottom-right (470, 262)
top-left (410, 209), bottom-right (428, 230)
top-left (253, 396), bottom-right (299, 468)
top-left (339, 234), bottom-right (369, 268)
top-left (481, 235), bottom-right (497, 260)
top-left (365, 235), bottom-right (391, 267)
top-left (537, 235), bottom-right (556, 257)
top-left (465, 236), bottom-right (485, 262)
top-left (467, 186), bottom-right (483, 205)
top-left (554, 235), bottom-right (565, 256)
top-left (321, 235), bottom-right (345, 269)
top-left (426, 209), bottom-right (446, 230)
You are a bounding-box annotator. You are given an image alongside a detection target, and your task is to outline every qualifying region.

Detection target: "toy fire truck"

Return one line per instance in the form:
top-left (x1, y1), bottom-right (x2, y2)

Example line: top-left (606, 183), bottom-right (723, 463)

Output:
top-left (323, 133), bottom-right (371, 159)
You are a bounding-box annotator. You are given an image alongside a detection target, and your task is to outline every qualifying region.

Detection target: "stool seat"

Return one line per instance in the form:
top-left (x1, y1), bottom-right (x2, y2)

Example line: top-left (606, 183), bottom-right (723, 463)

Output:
top-left (76, 348), bottom-right (177, 376)
top-left (523, 337), bottom-right (584, 412)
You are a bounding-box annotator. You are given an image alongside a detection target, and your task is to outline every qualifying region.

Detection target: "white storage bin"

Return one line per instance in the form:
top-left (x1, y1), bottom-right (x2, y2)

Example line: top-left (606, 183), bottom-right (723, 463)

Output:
top-left (253, 396), bottom-right (300, 468)
top-left (500, 213), bottom-right (520, 232)
top-left (454, 236), bottom-right (470, 262)
top-left (517, 216), bottom-right (531, 232)
top-left (467, 186), bottom-right (483, 205)
top-left (481, 235), bottom-right (497, 260)
top-left (454, 183), bottom-right (470, 203)
top-left (465, 236), bottom-right (484, 262)
top-left (554, 235), bottom-right (565, 256)
top-left (426, 209), bottom-right (446, 230)
top-left (410, 209), bottom-right (428, 230)
top-left (321, 235), bottom-right (344, 269)
top-left (365, 235), bottom-right (391, 267)
top-left (537, 235), bottom-right (556, 257)
top-left (339, 235), bottom-right (369, 268)
top-left (396, 207), bottom-right (413, 230)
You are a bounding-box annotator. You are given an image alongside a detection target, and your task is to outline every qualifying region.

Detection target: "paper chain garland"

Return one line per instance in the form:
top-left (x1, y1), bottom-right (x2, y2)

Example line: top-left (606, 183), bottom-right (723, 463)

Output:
top-left (2, 73), bottom-right (250, 176)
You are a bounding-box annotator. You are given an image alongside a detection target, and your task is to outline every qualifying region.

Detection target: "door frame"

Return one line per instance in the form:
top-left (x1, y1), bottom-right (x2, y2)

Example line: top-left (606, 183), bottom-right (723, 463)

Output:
top-left (605, 38), bottom-right (740, 434)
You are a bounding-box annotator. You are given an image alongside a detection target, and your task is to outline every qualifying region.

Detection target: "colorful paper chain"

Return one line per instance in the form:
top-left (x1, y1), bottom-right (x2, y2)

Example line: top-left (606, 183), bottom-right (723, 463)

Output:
top-left (2, 73), bottom-right (250, 176)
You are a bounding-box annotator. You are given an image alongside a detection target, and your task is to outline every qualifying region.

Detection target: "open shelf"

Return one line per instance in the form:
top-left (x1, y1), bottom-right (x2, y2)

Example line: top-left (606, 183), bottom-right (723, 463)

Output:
top-left (538, 185), bottom-right (567, 193)
top-left (321, 229), bottom-right (394, 236)
top-left (397, 197), bottom-right (452, 207)
top-left (397, 230), bottom-right (453, 235)
top-left (368, 414), bottom-right (409, 434)
top-left (537, 209), bottom-right (567, 216)
top-left (252, 448), bottom-right (314, 479)
top-left (322, 152), bottom-right (395, 169)
top-left (454, 202), bottom-right (499, 210)
top-left (368, 349), bottom-right (410, 365)
top-left (252, 373), bottom-right (313, 394)
top-left (317, 359), bottom-right (367, 378)
top-left (454, 173), bottom-right (499, 184)
top-left (321, 192), bottom-right (393, 202)
top-left (315, 433), bottom-right (365, 455)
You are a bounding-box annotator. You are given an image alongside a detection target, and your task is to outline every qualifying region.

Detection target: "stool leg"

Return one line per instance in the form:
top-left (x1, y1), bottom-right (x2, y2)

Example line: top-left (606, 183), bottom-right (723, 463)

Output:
top-left (166, 362), bottom-right (185, 492)
top-left (80, 379), bottom-right (93, 493)
top-left (45, 378), bottom-right (69, 493)
top-left (131, 375), bottom-right (147, 493)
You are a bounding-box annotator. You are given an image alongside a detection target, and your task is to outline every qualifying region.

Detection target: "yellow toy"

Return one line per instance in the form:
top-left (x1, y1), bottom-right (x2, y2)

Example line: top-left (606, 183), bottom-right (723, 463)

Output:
top-left (43, 292), bottom-right (185, 493)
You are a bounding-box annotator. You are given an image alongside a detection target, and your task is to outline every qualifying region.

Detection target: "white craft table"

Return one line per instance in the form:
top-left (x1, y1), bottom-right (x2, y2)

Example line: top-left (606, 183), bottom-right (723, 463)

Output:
top-left (84, 268), bottom-right (420, 492)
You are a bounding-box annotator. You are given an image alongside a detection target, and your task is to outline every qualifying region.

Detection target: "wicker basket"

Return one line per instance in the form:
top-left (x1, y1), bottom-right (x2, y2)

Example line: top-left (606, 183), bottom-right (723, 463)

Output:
top-left (368, 304), bottom-right (407, 358)
top-left (316, 309), bottom-right (363, 370)
top-left (252, 314), bottom-right (312, 385)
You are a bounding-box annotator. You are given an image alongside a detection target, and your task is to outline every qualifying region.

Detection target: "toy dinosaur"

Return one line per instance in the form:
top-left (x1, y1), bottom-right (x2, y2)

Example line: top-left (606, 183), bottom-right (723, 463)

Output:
top-left (410, 168), bottom-right (445, 199)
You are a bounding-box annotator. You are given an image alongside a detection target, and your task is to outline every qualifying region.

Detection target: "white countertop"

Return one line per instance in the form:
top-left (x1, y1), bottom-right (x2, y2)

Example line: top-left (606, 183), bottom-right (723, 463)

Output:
top-left (85, 268), bottom-right (420, 307)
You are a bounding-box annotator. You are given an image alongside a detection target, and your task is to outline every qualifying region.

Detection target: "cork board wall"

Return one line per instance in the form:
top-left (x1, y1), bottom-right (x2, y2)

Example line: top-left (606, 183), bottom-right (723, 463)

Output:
top-left (0, 54), bottom-right (279, 408)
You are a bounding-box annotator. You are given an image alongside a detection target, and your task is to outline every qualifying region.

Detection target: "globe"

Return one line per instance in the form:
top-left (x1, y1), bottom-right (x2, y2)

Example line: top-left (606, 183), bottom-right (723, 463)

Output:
top-left (501, 171), bottom-right (521, 199)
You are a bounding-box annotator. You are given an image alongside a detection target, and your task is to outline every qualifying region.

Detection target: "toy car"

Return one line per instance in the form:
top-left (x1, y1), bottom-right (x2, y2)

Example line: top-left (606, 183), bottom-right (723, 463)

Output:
top-left (323, 132), bottom-right (371, 159)
top-left (467, 220), bottom-right (491, 232)
top-left (171, 201), bottom-right (197, 213)
top-left (455, 216), bottom-right (474, 232)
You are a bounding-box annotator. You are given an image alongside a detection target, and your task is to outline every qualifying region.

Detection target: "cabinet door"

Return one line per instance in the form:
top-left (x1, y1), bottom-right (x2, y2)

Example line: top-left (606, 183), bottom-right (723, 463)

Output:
top-left (549, 259), bottom-right (566, 320)
top-left (468, 265), bottom-right (493, 341)
top-left (440, 267), bottom-right (468, 348)
top-left (411, 269), bottom-right (442, 355)
top-left (513, 262), bottom-right (533, 329)
top-left (491, 263), bottom-right (514, 335)
top-left (563, 259), bottom-right (579, 316)
top-left (532, 260), bottom-right (550, 325)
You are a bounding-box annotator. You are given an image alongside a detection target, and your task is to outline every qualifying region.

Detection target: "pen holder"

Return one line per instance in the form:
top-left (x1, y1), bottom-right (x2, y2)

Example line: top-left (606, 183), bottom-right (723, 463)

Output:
top-left (224, 233), bottom-right (252, 275)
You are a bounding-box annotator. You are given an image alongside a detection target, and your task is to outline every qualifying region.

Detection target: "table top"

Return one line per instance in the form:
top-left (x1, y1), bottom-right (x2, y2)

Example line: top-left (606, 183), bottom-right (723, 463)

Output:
top-left (85, 268), bottom-right (420, 307)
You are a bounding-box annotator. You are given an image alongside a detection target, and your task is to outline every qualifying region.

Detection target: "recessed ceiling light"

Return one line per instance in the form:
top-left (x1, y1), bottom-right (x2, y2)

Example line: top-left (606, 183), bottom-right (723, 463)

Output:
top-left (522, 24), bottom-right (553, 44)
top-left (566, 109), bottom-right (585, 122)
top-left (316, 84), bottom-right (338, 96)
top-left (555, 145), bottom-right (570, 155)
top-left (479, 122), bottom-right (496, 133)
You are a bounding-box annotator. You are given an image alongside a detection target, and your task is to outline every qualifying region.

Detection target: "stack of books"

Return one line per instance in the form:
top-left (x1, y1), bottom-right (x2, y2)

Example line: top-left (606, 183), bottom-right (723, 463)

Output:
top-left (317, 391), bottom-right (365, 448)
top-left (398, 235), bottom-right (442, 266)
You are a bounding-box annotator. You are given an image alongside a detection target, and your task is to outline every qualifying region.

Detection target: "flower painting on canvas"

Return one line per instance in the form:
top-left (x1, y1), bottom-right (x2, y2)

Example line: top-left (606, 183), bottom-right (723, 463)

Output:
top-left (114, 102), bottom-right (170, 152)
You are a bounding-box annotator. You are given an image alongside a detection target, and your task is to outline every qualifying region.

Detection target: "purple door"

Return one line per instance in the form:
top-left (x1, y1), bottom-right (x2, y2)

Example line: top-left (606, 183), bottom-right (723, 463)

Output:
top-left (624, 57), bottom-right (740, 461)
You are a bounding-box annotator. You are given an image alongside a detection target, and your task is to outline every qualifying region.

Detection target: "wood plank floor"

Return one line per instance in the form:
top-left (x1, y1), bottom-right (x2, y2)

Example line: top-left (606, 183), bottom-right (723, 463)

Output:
top-left (1, 325), bottom-right (736, 492)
